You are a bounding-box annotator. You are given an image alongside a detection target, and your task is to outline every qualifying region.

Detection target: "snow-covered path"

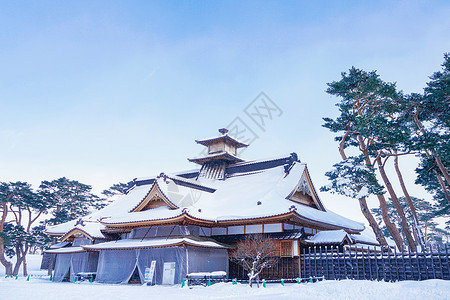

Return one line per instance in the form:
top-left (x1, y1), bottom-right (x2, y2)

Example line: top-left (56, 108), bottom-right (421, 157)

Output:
top-left (0, 255), bottom-right (449, 300)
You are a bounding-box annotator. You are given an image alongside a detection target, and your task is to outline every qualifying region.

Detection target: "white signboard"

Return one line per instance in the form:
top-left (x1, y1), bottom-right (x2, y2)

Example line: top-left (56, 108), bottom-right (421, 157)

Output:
top-left (144, 260), bottom-right (157, 284)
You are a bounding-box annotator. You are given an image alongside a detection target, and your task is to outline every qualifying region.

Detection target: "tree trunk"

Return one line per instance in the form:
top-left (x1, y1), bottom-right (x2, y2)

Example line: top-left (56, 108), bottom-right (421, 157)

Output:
top-left (413, 116), bottom-right (450, 190)
top-left (356, 136), bottom-right (404, 250)
top-left (393, 155), bottom-right (425, 248)
top-left (12, 243), bottom-right (28, 276)
top-left (375, 193), bottom-right (404, 250)
top-left (0, 201), bottom-right (13, 275)
top-left (22, 255), bottom-right (27, 277)
top-left (435, 154), bottom-right (450, 188)
top-left (0, 252), bottom-right (13, 276)
top-left (376, 156), bottom-right (416, 252)
top-left (358, 197), bottom-right (388, 247)
top-left (433, 168), bottom-right (450, 203)
top-left (338, 134), bottom-right (389, 248)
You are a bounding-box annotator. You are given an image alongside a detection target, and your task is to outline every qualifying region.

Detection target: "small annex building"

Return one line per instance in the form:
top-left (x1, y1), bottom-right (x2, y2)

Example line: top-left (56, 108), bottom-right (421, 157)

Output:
top-left (44, 129), bottom-right (376, 284)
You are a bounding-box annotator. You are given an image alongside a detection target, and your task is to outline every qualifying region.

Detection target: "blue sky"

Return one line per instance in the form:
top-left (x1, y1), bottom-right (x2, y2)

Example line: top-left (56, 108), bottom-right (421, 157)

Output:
top-left (1, 1), bottom-right (449, 224)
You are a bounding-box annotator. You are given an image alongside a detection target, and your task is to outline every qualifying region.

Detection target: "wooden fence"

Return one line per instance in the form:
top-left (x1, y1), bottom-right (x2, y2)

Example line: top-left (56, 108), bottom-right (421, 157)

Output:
top-left (301, 246), bottom-right (450, 281)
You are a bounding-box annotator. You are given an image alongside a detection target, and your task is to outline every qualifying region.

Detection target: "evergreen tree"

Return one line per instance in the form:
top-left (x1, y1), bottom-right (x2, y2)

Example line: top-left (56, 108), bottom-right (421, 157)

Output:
top-left (324, 67), bottom-right (411, 249)
top-left (40, 177), bottom-right (106, 225)
top-left (0, 182), bottom-right (50, 276)
top-left (102, 182), bottom-right (129, 197)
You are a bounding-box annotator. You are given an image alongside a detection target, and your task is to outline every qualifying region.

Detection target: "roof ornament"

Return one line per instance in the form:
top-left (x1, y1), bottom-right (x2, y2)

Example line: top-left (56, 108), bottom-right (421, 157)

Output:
top-left (182, 208), bottom-right (188, 214)
top-left (218, 128), bottom-right (228, 135)
top-left (284, 152), bottom-right (300, 174)
top-left (156, 172), bottom-right (170, 184)
top-left (289, 205), bottom-right (297, 212)
top-left (75, 218), bottom-right (85, 226)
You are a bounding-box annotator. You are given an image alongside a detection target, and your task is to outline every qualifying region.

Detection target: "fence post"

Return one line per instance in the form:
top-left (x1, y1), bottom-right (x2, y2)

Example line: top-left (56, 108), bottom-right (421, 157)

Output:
top-left (416, 246), bottom-right (422, 280)
top-left (381, 247), bottom-right (386, 281)
top-left (365, 247), bottom-right (371, 280)
top-left (325, 246), bottom-right (330, 280)
top-left (445, 244), bottom-right (450, 280)
top-left (319, 246), bottom-right (324, 278)
top-left (330, 246), bottom-right (336, 280)
top-left (373, 246), bottom-right (379, 281)
top-left (394, 246), bottom-right (399, 281)
top-left (437, 245), bottom-right (444, 279)
top-left (314, 246), bottom-right (318, 278)
top-left (303, 247), bottom-right (307, 279)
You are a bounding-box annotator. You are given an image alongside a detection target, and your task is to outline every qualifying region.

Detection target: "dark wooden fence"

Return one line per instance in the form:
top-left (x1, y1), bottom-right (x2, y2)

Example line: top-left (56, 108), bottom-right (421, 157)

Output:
top-left (301, 246), bottom-right (450, 281)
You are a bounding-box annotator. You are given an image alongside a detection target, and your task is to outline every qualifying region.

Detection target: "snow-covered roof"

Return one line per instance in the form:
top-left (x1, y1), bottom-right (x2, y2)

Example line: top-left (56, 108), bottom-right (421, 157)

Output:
top-left (82, 237), bottom-right (230, 250)
top-left (46, 220), bottom-right (106, 240)
top-left (350, 233), bottom-right (380, 246)
top-left (195, 133), bottom-right (248, 148)
top-left (44, 247), bottom-right (85, 254)
top-left (100, 162), bottom-right (364, 232)
top-left (47, 155), bottom-right (364, 240)
top-left (188, 151), bottom-right (245, 164)
top-left (305, 230), bottom-right (352, 245)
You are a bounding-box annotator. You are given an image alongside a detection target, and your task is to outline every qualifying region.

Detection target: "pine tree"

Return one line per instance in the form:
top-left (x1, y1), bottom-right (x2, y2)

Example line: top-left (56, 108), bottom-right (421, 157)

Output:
top-left (0, 182), bottom-right (50, 276)
top-left (39, 177), bottom-right (106, 225)
top-left (102, 182), bottom-right (129, 197)
top-left (323, 67), bottom-right (411, 249)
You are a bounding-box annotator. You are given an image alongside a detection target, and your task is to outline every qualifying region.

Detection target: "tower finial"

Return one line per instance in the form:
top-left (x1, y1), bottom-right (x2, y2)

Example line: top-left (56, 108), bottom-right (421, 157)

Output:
top-left (218, 128), bottom-right (228, 135)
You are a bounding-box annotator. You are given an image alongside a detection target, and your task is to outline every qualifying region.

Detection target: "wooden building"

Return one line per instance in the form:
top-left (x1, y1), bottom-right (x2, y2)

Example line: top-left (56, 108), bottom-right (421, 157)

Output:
top-left (44, 129), bottom-right (376, 284)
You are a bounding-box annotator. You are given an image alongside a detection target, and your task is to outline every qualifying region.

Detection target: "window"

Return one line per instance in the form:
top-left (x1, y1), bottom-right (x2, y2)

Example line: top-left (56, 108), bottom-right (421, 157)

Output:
top-left (280, 241), bottom-right (293, 257)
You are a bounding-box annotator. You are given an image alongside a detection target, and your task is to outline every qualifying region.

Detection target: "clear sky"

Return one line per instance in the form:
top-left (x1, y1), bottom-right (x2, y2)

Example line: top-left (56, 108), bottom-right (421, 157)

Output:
top-left (1, 1), bottom-right (449, 226)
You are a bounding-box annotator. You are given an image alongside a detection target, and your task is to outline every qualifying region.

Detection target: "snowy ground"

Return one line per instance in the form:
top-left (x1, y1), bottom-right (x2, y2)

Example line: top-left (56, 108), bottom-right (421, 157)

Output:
top-left (0, 255), bottom-right (449, 300)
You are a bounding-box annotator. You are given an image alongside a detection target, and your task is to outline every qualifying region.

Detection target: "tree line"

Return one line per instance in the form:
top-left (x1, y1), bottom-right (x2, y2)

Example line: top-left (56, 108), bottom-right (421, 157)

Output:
top-left (322, 54), bottom-right (450, 250)
top-left (0, 177), bottom-right (127, 276)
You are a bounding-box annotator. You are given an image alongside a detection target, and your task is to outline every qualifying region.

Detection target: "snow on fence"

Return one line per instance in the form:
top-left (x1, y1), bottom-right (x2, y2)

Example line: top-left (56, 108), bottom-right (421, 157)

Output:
top-left (301, 245), bottom-right (450, 281)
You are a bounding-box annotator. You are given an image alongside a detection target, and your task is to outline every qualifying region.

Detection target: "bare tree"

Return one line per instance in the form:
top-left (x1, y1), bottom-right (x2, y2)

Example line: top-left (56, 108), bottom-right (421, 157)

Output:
top-left (230, 234), bottom-right (277, 288)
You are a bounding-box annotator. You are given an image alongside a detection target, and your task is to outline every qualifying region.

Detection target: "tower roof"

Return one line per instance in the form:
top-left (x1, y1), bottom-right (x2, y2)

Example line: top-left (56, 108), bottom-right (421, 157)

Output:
top-left (195, 133), bottom-right (248, 148)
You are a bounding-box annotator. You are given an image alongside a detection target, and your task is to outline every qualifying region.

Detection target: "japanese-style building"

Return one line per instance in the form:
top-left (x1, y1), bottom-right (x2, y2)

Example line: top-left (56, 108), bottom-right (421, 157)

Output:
top-left (44, 129), bottom-right (377, 284)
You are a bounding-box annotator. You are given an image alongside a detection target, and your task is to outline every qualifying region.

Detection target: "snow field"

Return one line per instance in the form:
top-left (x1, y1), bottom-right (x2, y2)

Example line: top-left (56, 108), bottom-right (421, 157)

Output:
top-left (0, 255), bottom-right (449, 300)
top-left (1, 277), bottom-right (449, 300)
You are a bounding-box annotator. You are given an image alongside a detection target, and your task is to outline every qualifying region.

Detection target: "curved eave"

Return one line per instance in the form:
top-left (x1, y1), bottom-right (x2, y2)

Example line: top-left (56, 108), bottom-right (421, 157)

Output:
top-left (100, 210), bottom-right (363, 233)
top-left (44, 247), bottom-right (86, 254)
top-left (101, 211), bottom-right (295, 228)
top-left (188, 152), bottom-right (245, 164)
top-left (82, 240), bottom-right (229, 251)
top-left (195, 135), bottom-right (248, 148)
top-left (289, 212), bottom-right (363, 234)
top-left (100, 212), bottom-right (214, 228)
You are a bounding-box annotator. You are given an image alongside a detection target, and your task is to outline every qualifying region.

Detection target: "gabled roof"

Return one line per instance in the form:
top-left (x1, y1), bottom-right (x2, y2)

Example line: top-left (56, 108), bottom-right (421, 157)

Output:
top-left (130, 180), bottom-right (179, 212)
